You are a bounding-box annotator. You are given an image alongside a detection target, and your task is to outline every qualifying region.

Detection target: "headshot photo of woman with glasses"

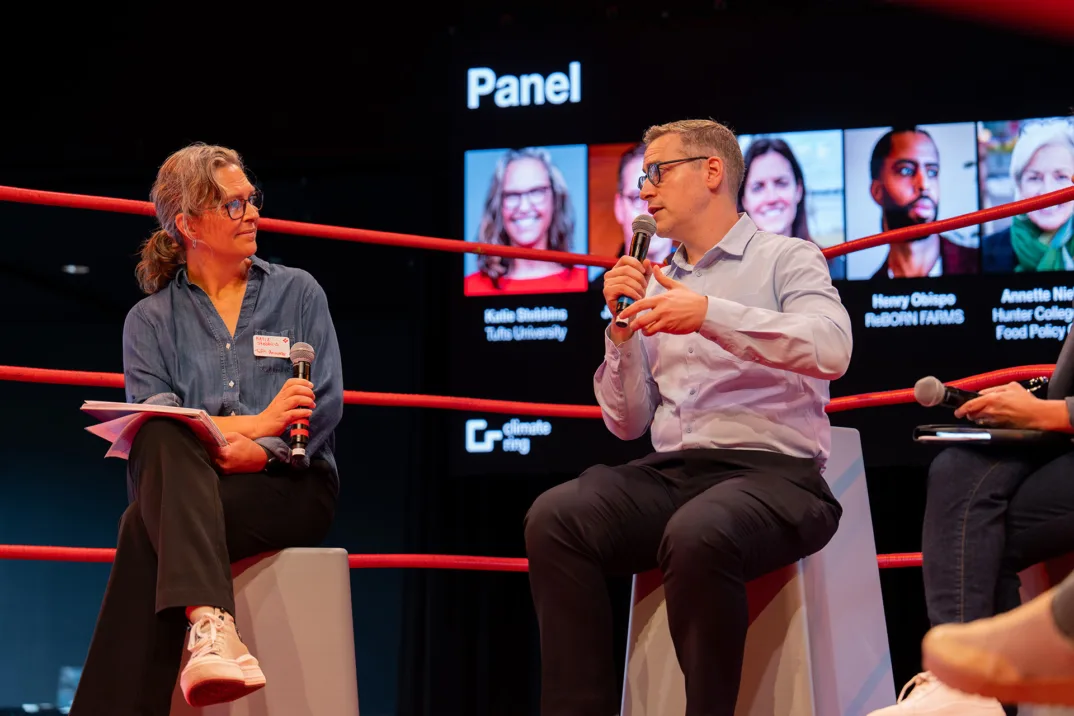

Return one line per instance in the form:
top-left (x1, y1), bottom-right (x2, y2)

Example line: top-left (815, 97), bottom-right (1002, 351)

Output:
top-left (980, 117), bottom-right (1074, 274)
top-left (463, 145), bottom-right (589, 296)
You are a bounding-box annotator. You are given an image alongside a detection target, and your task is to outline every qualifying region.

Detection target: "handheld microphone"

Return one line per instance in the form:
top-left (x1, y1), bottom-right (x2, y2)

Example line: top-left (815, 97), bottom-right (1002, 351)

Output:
top-left (289, 342), bottom-right (316, 468)
top-left (914, 376), bottom-right (979, 409)
top-left (614, 214), bottom-right (658, 328)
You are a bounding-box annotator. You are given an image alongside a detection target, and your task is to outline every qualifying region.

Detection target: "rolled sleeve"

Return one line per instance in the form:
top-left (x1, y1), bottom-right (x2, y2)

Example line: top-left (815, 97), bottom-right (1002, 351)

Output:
top-left (255, 436), bottom-right (291, 463)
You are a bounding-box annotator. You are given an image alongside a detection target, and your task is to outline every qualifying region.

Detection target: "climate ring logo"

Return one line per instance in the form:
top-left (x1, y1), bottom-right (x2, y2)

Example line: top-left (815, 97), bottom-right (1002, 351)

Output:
top-left (465, 418), bottom-right (552, 456)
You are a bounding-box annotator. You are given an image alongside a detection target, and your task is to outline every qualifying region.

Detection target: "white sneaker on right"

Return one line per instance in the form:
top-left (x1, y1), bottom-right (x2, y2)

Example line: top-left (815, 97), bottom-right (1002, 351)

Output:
top-left (867, 672), bottom-right (1006, 714)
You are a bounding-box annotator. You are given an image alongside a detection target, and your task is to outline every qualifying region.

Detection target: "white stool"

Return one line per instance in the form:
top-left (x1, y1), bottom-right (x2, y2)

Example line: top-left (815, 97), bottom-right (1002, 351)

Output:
top-left (621, 427), bottom-right (895, 716)
top-left (170, 547), bottom-right (360, 716)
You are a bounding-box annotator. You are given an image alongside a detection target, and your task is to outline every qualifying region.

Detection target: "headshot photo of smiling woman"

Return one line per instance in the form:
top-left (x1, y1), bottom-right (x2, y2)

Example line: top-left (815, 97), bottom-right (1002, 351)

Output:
top-left (980, 117), bottom-right (1074, 274)
top-left (737, 131), bottom-right (847, 280)
top-left (463, 145), bottom-right (589, 297)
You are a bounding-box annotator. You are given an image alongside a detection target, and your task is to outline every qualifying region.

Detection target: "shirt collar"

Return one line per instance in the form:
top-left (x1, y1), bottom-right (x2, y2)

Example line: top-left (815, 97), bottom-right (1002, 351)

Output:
top-left (669, 213), bottom-right (757, 270)
top-left (175, 255), bottom-right (270, 288)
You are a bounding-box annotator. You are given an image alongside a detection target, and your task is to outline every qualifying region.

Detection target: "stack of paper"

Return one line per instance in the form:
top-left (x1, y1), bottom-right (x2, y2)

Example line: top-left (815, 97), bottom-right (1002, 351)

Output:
top-left (81, 401), bottom-right (228, 459)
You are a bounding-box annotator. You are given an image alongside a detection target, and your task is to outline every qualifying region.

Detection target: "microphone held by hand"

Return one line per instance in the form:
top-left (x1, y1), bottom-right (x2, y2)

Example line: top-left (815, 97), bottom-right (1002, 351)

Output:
top-left (289, 342), bottom-right (316, 468)
top-left (914, 376), bottom-right (979, 409)
top-left (614, 214), bottom-right (658, 328)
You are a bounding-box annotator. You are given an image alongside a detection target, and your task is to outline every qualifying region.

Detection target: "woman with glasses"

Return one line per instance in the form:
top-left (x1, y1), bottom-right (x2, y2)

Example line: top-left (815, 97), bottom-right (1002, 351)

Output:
top-left (70, 143), bottom-right (343, 715)
top-left (464, 146), bottom-right (588, 295)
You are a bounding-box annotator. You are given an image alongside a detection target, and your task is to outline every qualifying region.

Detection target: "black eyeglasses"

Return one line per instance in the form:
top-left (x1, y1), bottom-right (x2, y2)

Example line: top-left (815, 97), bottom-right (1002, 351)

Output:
top-left (219, 189), bottom-right (264, 220)
top-left (637, 156), bottom-right (708, 190)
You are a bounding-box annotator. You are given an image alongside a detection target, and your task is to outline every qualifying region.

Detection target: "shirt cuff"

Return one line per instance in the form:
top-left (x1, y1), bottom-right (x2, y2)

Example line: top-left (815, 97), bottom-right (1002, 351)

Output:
top-left (697, 296), bottom-right (748, 351)
top-left (254, 437), bottom-right (290, 465)
top-left (142, 392), bottom-right (182, 408)
top-left (604, 326), bottom-right (641, 366)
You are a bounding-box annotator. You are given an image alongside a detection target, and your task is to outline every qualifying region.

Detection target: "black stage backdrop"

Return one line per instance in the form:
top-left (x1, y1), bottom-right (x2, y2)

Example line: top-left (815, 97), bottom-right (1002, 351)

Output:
top-left (0, 3), bottom-right (1070, 715)
top-left (407, 5), bottom-right (1074, 716)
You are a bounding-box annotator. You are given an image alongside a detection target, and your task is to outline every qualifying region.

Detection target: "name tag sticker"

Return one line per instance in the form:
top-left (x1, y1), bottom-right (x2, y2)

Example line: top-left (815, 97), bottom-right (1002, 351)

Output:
top-left (253, 334), bottom-right (290, 358)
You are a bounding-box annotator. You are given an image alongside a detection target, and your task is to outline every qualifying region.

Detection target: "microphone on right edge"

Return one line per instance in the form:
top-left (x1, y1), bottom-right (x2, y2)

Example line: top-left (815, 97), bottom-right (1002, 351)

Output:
top-left (614, 213), bottom-right (658, 328)
top-left (914, 376), bottom-right (980, 409)
top-left (289, 341), bottom-right (316, 468)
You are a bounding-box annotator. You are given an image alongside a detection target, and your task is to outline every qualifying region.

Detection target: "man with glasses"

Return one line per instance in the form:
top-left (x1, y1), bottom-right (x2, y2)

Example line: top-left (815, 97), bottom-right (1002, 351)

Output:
top-left (614, 143), bottom-right (676, 264)
top-left (524, 119), bottom-right (852, 716)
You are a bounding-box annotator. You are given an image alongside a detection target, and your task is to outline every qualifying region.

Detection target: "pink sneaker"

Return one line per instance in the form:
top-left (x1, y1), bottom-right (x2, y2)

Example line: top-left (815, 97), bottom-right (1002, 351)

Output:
top-left (866, 672), bottom-right (1005, 714)
top-left (180, 608), bottom-right (266, 707)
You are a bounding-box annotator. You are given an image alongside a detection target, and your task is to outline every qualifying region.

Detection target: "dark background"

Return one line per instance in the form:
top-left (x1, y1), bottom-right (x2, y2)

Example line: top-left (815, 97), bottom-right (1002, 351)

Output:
top-left (0, 2), bottom-right (1071, 714)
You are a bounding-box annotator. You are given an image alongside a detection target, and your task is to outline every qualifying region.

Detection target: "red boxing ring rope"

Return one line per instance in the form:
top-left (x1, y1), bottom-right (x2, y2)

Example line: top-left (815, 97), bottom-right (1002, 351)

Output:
top-left (0, 544), bottom-right (921, 571)
top-left (0, 364), bottom-right (1056, 417)
top-left (2, 183), bottom-right (1073, 266)
top-left (824, 185), bottom-right (1074, 258)
top-left (0, 185), bottom-right (617, 270)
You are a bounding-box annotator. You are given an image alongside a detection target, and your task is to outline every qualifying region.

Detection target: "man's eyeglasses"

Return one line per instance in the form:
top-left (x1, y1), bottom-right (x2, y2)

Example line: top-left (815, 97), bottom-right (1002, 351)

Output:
top-left (637, 156), bottom-right (708, 190)
top-left (220, 190), bottom-right (264, 220)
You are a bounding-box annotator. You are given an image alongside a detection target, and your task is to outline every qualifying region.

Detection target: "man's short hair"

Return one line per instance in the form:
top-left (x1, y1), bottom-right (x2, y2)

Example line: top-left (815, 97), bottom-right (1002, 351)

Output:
top-left (643, 119), bottom-right (746, 196)
top-left (869, 126), bottom-right (936, 181)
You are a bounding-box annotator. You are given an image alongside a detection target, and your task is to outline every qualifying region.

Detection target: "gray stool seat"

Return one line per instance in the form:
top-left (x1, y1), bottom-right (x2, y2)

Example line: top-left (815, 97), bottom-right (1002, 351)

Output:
top-left (170, 547), bottom-right (360, 716)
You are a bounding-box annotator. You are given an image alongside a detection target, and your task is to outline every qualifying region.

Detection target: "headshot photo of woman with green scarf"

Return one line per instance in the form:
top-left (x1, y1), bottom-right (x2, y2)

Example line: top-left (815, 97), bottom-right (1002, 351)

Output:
top-left (982, 118), bottom-right (1074, 274)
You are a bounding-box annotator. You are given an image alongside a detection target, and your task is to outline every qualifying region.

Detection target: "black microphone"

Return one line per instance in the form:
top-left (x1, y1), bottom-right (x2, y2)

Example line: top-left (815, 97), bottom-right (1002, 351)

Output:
top-left (289, 342), bottom-right (316, 468)
top-left (614, 214), bottom-right (658, 328)
top-left (914, 376), bottom-right (979, 409)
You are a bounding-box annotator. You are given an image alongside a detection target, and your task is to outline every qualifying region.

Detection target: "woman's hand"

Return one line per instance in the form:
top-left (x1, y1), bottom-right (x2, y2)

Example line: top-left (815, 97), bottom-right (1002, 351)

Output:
top-left (954, 382), bottom-right (1048, 429)
top-left (255, 378), bottom-right (316, 438)
top-left (212, 433), bottom-right (269, 474)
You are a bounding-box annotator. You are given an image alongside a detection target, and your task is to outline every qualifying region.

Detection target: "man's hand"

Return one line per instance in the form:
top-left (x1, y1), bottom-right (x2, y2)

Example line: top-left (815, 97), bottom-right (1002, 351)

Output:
top-left (954, 382), bottom-right (1047, 429)
top-left (603, 255), bottom-right (653, 343)
top-left (212, 433), bottom-right (270, 475)
top-left (615, 268), bottom-right (708, 336)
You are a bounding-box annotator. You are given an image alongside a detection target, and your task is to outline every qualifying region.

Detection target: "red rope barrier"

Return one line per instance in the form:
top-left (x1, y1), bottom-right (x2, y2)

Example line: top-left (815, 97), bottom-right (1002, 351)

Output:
top-left (2, 364), bottom-right (1055, 417)
top-left (825, 365), bottom-right (1056, 413)
top-left (340, 390), bottom-right (602, 419)
top-left (823, 185), bottom-right (1074, 258)
top-left (0, 185), bottom-right (617, 270)
top-left (876, 552), bottom-right (923, 569)
top-left (0, 545), bottom-right (118, 563)
top-left (0, 365), bottom-right (124, 389)
top-left (0, 544), bottom-right (918, 570)
top-left (1, 182), bottom-right (1071, 264)
top-left (347, 554), bottom-right (529, 572)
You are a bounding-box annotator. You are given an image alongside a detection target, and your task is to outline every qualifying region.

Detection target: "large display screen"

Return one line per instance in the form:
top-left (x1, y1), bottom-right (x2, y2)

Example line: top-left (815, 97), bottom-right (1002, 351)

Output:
top-left (447, 103), bottom-right (1074, 475)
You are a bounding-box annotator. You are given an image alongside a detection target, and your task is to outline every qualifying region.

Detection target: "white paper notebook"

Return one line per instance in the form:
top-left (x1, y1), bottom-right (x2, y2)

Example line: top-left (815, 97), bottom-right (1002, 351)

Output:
top-left (81, 400), bottom-right (228, 459)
